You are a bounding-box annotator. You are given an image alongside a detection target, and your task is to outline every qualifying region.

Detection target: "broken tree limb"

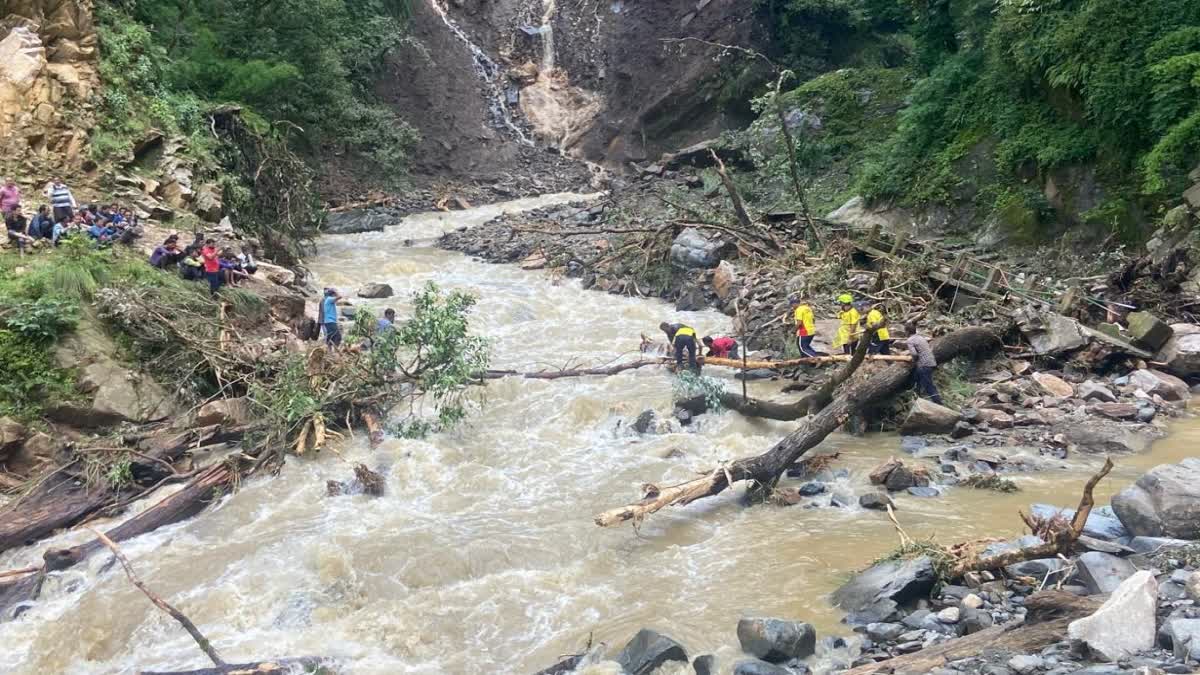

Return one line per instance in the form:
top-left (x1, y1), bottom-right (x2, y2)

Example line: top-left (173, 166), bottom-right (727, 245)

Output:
top-left (481, 354), bottom-right (910, 384)
top-left (595, 326), bottom-right (1002, 527)
top-left (710, 149), bottom-right (753, 229)
top-left (361, 408), bottom-right (385, 448)
top-left (483, 359), bottom-right (666, 380)
top-left (89, 527), bottom-right (226, 668)
top-left (139, 659), bottom-right (331, 675)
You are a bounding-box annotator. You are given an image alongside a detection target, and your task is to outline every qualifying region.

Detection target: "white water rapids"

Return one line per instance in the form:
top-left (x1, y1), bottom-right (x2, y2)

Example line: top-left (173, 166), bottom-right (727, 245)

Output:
top-left (2, 195), bottom-right (1197, 674)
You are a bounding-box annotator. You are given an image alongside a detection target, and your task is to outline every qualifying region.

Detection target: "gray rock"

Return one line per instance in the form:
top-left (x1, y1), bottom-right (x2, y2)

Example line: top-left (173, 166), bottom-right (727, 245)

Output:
top-left (1156, 324), bottom-right (1200, 378)
top-left (798, 482), bottom-right (826, 497)
top-left (859, 493), bottom-right (895, 511)
top-left (1030, 504), bottom-right (1129, 541)
top-left (900, 399), bottom-right (961, 435)
top-left (1077, 382), bottom-right (1117, 403)
top-left (1126, 311), bottom-right (1173, 352)
top-left (900, 436), bottom-right (929, 454)
top-left (633, 410), bottom-right (656, 434)
top-left (1075, 551), bottom-right (1137, 594)
top-left (323, 208), bottom-right (396, 234)
top-left (692, 654), bottom-right (716, 675)
top-left (356, 282), bottom-right (394, 299)
top-left (1166, 618), bottom-right (1200, 661)
top-left (733, 659), bottom-right (791, 675)
top-left (866, 622), bottom-right (905, 642)
top-left (1006, 558), bottom-right (1064, 582)
top-left (1127, 536), bottom-right (1192, 554)
top-left (736, 617), bottom-right (816, 663)
top-left (1136, 405), bottom-right (1157, 423)
top-left (670, 228), bottom-right (733, 269)
top-left (951, 421), bottom-right (975, 439)
top-left (958, 607), bottom-right (994, 635)
top-left (907, 487), bottom-right (941, 498)
top-left (832, 557), bottom-right (936, 625)
top-left (937, 607), bottom-right (960, 623)
top-left (1129, 369), bottom-right (1191, 401)
top-left (1067, 571), bottom-right (1158, 662)
top-left (1008, 655), bottom-right (1045, 674)
top-left (1015, 308), bottom-right (1088, 355)
top-left (1111, 458), bottom-right (1200, 539)
top-left (615, 628), bottom-right (688, 675)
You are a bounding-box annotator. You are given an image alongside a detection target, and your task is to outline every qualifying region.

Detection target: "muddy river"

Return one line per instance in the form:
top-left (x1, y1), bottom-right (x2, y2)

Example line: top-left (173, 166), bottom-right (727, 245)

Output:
top-left (1, 196), bottom-right (1196, 674)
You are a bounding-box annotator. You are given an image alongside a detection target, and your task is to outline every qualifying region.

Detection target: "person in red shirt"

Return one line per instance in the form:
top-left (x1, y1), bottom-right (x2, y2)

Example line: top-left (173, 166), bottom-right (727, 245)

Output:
top-left (702, 335), bottom-right (739, 359)
top-left (201, 238), bottom-right (221, 296)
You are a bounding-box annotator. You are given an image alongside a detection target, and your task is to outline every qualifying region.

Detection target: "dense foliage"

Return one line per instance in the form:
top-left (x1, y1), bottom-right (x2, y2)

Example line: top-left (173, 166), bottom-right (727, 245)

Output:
top-left (756, 0), bottom-right (1200, 242)
top-left (95, 0), bottom-right (417, 173)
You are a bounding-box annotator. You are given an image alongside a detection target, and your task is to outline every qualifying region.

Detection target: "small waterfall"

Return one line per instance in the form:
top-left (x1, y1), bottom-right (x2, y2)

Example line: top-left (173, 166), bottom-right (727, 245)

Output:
top-left (427, 0), bottom-right (534, 146)
top-left (540, 0), bottom-right (558, 73)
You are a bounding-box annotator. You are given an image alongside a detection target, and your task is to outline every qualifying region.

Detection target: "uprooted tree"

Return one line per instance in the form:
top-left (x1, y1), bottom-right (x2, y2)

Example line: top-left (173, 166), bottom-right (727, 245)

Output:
top-left (595, 325), bottom-right (1003, 527)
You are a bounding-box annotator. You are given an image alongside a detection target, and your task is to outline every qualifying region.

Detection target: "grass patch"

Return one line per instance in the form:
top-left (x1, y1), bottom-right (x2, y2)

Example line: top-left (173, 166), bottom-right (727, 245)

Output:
top-left (960, 474), bottom-right (1019, 493)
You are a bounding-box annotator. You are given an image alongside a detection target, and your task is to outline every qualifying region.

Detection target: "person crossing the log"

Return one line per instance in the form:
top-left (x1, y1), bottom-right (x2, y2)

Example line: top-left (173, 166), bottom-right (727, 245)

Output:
top-left (833, 293), bottom-right (860, 355)
top-left (904, 322), bottom-right (944, 405)
top-left (702, 334), bottom-right (739, 359)
top-left (864, 303), bottom-right (891, 355)
top-left (659, 321), bottom-right (699, 373)
top-left (790, 295), bottom-right (820, 357)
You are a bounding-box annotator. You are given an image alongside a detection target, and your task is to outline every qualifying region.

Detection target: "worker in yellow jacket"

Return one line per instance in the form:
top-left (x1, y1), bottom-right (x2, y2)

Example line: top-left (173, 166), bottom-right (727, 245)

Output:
top-left (789, 295), bottom-right (819, 357)
top-left (833, 293), bottom-right (860, 354)
top-left (659, 321), bottom-right (699, 372)
top-left (865, 304), bottom-right (891, 355)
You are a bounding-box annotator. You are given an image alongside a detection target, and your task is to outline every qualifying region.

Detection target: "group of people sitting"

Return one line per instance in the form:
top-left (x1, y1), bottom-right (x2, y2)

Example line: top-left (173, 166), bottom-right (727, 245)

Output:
top-left (659, 291), bottom-right (943, 404)
top-left (149, 234), bottom-right (258, 296)
top-left (2, 177), bottom-right (140, 250)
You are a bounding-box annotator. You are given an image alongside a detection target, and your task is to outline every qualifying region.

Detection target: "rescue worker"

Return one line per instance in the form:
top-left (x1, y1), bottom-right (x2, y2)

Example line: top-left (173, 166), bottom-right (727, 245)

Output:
top-left (660, 321), bottom-right (699, 372)
top-left (702, 335), bottom-right (739, 359)
top-left (865, 303), bottom-right (891, 355)
top-left (790, 295), bottom-right (819, 357)
top-left (904, 322), bottom-right (943, 405)
top-left (833, 293), bottom-right (860, 355)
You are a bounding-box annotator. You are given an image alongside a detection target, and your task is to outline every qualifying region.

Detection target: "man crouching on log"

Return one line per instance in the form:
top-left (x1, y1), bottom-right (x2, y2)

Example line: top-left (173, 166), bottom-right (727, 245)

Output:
top-left (660, 321), bottom-right (700, 373)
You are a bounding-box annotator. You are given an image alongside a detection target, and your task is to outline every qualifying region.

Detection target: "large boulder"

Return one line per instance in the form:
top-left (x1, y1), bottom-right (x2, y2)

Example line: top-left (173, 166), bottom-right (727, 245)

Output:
top-left (1067, 571), bottom-right (1158, 661)
top-left (1064, 426), bottom-right (1156, 455)
top-left (736, 617), bottom-right (816, 663)
top-left (1166, 619), bottom-right (1200, 661)
top-left (824, 196), bottom-right (910, 231)
top-left (1156, 324), bottom-right (1200, 378)
top-left (0, 417), bottom-right (26, 460)
top-left (324, 208), bottom-right (396, 235)
top-left (1129, 369), bottom-right (1190, 401)
top-left (1030, 504), bottom-right (1128, 541)
top-left (614, 628), bottom-right (687, 675)
top-left (831, 556), bottom-right (936, 625)
top-left (1126, 312), bottom-right (1173, 352)
top-left (1111, 458), bottom-right (1200, 539)
top-left (713, 260), bottom-right (739, 301)
top-left (1015, 308), bottom-right (1088, 355)
top-left (1032, 372), bottom-right (1073, 398)
top-left (195, 397), bottom-right (252, 427)
top-left (356, 282), bottom-right (394, 299)
top-left (1074, 551), bottom-right (1137, 594)
top-left (899, 399), bottom-right (960, 435)
top-left (670, 228), bottom-right (734, 269)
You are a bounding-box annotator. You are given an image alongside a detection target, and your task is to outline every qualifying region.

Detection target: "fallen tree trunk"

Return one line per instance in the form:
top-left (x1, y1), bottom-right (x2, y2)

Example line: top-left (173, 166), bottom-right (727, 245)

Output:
top-left (484, 359), bottom-right (665, 380)
top-left (840, 591), bottom-right (1103, 675)
top-left (595, 327), bottom-right (1001, 527)
top-left (139, 659), bottom-right (330, 675)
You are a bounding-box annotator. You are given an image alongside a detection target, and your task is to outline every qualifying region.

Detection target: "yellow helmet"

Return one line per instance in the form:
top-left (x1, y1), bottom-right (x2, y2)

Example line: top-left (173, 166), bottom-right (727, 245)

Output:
top-left (837, 293), bottom-right (853, 304)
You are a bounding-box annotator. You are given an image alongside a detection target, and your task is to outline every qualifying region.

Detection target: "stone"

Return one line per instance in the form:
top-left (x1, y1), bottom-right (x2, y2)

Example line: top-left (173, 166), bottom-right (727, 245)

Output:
top-left (1129, 369), bottom-right (1190, 402)
top-left (1030, 505), bottom-right (1128, 541)
top-left (1090, 403), bottom-right (1139, 421)
top-left (324, 208), bottom-right (396, 234)
top-left (961, 593), bottom-right (984, 610)
top-left (713, 260), bottom-right (738, 301)
top-left (1005, 558), bottom-right (1064, 582)
top-left (937, 607), bottom-right (960, 623)
top-left (1126, 312), bottom-right (1173, 352)
top-left (258, 262), bottom-right (297, 287)
top-left (194, 397), bottom-right (252, 427)
top-left (989, 412), bottom-right (1015, 429)
top-left (670, 228), bottom-right (732, 269)
top-left (1065, 427), bottom-right (1154, 455)
top-left (1155, 324), bottom-right (1200, 378)
top-left (356, 282), bottom-right (394, 299)
top-left (736, 617), bottom-right (816, 663)
top-left (1075, 551), bottom-right (1137, 594)
top-left (1077, 382), bottom-right (1117, 403)
top-left (907, 486), bottom-right (940, 497)
top-left (831, 556), bottom-right (936, 625)
top-left (192, 183), bottom-right (223, 222)
top-left (615, 628), bottom-right (688, 675)
top-left (867, 622), bottom-right (905, 642)
top-left (900, 399), bottom-right (961, 435)
top-left (1111, 458), bottom-right (1200, 539)
top-left (950, 421), bottom-right (974, 439)
top-left (519, 250), bottom-right (547, 270)
top-left (824, 196), bottom-right (907, 231)
top-left (1068, 571), bottom-right (1158, 661)
top-left (1185, 572), bottom-right (1200, 604)
top-left (1033, 372), bottom-right (1074, 398)
top-left (733, 660), bottom-right (791, 675)
top-left (1126, 536), bottom-right (1191, 554)
top-left (1015, 308), bottom-right (1088, 355)
top-left (0, 416), bottom-right (26, 458)
top-left (1166, 619), bottom-right (1200, 661)
top-left (859, 493), bottom-right (895, 511)
top-left (1008, 655), bottom-right (1045, 674)
top-left (900, 436), bottom-right (928, 454)
top-left (869, 458), bottom-right (901, 485)
top-left (885, 465), bottom-right (921, 492)
top-left (959, 607), bottom-right (994, 635)
top-left (798, 482), bottom-right (826, 497)
top-left (692, 654), bottom-right (716, 675)
top-left (633, 410), bottom-right (656, 434)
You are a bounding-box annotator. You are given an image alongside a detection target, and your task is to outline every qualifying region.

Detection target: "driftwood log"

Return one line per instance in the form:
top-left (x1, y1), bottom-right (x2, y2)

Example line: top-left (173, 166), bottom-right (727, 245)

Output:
top-left (841, 591), bottom-right (1103, 674)
top-left (595, 326), bottom-right (1001, 527)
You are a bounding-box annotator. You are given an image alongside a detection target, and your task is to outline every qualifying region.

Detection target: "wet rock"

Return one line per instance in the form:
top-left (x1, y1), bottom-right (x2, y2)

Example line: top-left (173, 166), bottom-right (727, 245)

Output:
top-left (1033, 372), bottom-right (1074, 398)
top-left (1090, 403), bottom-right (1139, 421)
top-left (0, 417), bottom-right (26, 458)
top-left (615, 628), bottom-right (688, 675)
top-left (1127, 536), bottom-right (1191, 554)
top-left (867, 622), bottom-right (905, 642)
top-left (1129, 369), bottom-right (1190, 401)
top-left (1031, 504), bottom-right (1128, 541)
top-left (950, 421), bottom-right (974, 439)
top-left (885, 465), bottom-right (930, 492)
top-left (1111, 458), bottom-right (1200, 539)
top-left (832, 556), bottom-right (936, 625)
top-left (859, 493), bottom-right (895, 511)
top-left (736, 617), bottom-right (816, 663)
top-left (633, 410), bottom-right (656, 434)
top-left (1077, 382), bottom-right (1117, 403)
top-left (1008, 655), bottom-right (1045, 674)
top-left (675, 287), bottom-right (707, 311)
top-left (961, 593), bottom-right (984, 610)
top-left (900, 399), bottom-right (961, 435)
top-left (195, 397), bottom-right (252, 427)
top-left (937, 607), bottom-right (960, 623)
top-left (798, 482), bottom-right (826, 497)
top-left (1006, 558), bottom-right (1064, 583)
top-left (1126, 311), bottom-right (1173, 352)
top-left (670, 228), bottom-right (732, 269)
top-left (900, 436), bottom-right (928, 454)
top-left (1166, 619), bottom-right (1200, 661)
top-left (959, 607), bottom-right (994, 635)
top-left (1015, 309), bottom-right (1088, 355)
top-left (692, 654), bottom-right (716, 675)
top-left (733, 659), bottom-right (791, 675)
top-left (907, 486), bottom-right (940, 498)
top-left (1065, 427), bottom-right (1154, 455)
top-left (713, 260), bottom-right (738, 301)
top-left (1075, 551), bottom-right (1137, 594)
top-left (1136, 405), bottom-right (1157, 423)
top-left (988, 411), bottom-right (1015, 429)
top-left (1067, 571), bottom-right (1158, 661)
top-left (1156, 324), bottom-right (1200, 378)
top-left (324, 208), bottom-right (395, 234)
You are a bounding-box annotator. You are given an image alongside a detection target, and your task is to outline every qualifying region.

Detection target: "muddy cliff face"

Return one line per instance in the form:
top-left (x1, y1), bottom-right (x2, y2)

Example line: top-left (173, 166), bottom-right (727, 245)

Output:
top-left (381, 0), bottom-right (769, 175)
top-left (0, 0), bottom-right (99, 182)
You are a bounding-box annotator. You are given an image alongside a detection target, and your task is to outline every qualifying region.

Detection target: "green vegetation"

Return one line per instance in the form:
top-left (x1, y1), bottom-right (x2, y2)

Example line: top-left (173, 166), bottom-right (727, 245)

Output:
top-left (960, 474), bottom-right (1019, 493)
top-left (672, 371), bottom-right (727, 413)
top-left (750, 0), bottom-right (1200, 242)
top-left (872, 538), bottom-right (956, 590)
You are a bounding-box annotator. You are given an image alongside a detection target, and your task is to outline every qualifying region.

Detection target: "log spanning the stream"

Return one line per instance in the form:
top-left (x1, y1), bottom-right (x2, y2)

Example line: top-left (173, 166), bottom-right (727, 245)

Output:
top-left (482, 354), bottom-right (911, 380)
top-left (594, 326), bottom-right (1002, 527)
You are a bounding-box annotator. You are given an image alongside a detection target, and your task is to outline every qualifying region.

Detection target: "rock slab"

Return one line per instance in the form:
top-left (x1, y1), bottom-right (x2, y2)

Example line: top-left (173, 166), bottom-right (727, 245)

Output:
top-left (614, 628), bottom-right (688, 675)
top-left (831, 557), bottom-right (936, 625)
top-left (1075, 551), bottom-right (1136, 594)
top-left (1111, 457), bottom-right (1200, 539)
top-left (900, 399), bottom-right (960, 435)
top-left (1067, 570), bottom-right (1158, 662)
top-left (736, 617), bottom-right (816, 663)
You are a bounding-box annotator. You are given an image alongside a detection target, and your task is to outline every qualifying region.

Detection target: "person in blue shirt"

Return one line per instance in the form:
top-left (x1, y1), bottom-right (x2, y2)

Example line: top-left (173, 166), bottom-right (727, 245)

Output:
top-left (321, 288), bottom-right (342, 350)
top-left (377, 308), bottom-right (396, 335)
top-left (28, 205), bottom-right (51, 239)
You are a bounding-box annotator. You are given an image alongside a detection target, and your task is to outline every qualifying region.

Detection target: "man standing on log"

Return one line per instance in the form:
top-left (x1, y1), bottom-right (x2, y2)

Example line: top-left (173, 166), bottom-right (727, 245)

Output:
top-left (865, 304), bottom-right (891, 355)
top-left (660, 321), bottom-right (699, 373)
top-left (790, 295), bottom-right (819, 357)
top-left (904, 323), bottom-right (944, 405)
